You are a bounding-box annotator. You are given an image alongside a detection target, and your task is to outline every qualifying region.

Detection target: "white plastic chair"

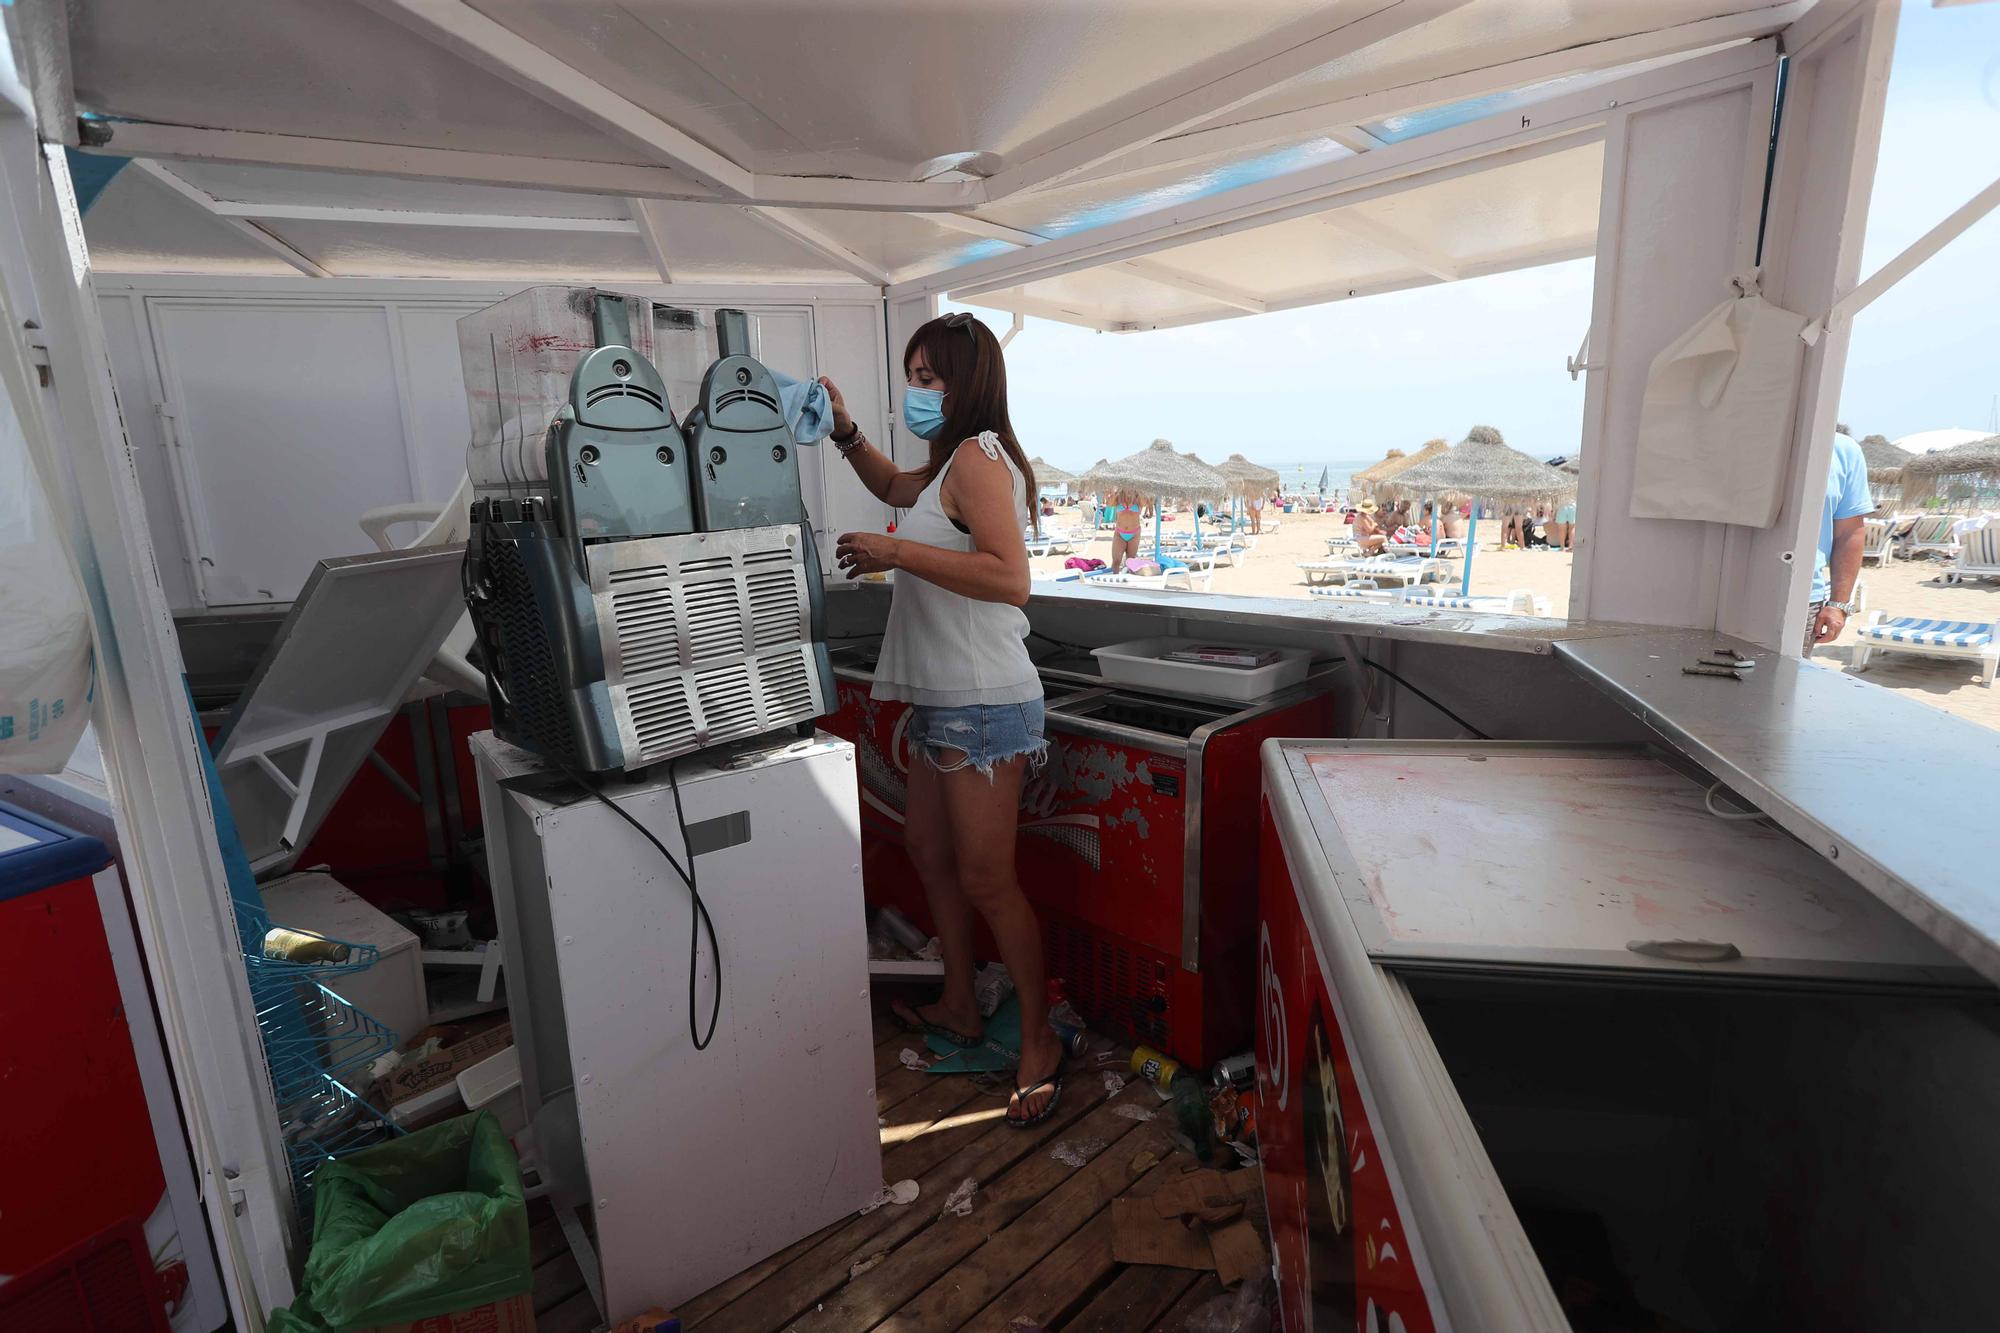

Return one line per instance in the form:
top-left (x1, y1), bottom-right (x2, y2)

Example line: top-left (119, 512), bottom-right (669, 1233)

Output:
top-left (359, 474), bottom-right (486, 699)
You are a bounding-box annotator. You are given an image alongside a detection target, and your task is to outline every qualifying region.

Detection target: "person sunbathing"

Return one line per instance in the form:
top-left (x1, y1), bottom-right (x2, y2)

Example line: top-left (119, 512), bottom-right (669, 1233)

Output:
top-left (1351, 501), bottom-right (1388, 554)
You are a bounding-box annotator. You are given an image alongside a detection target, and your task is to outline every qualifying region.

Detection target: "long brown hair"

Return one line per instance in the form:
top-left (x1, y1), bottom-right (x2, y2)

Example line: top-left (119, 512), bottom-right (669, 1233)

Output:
top-left (904, 313), bottom-right (1038, 530)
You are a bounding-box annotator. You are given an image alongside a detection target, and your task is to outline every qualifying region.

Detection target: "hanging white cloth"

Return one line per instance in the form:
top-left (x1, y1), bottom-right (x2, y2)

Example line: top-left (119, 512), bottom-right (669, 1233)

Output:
top-left (1628, 284), bottom-right (1811, 527)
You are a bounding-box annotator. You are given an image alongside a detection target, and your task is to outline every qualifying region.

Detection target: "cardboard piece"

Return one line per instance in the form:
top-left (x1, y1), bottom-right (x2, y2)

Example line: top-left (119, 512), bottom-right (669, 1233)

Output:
top-left (359, 1290), bottom-right (535, 1333)
top-left (372, 1019), bottom-right (513, 1110)
top-left (1209, 1218), bottom-right (1267, 1287)
top-left (1110, 1198), bottom-right (1212, 1271)
top-left (1114, 1168), bottom-right (1269, 1285)
top-left (1151, 1168), bottom-right (1260, 1224)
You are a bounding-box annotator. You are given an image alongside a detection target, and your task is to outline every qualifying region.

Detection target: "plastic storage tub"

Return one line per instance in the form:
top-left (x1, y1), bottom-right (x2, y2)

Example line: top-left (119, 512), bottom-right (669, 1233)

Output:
top-left (1091, 636), bottom-right (1313, 703)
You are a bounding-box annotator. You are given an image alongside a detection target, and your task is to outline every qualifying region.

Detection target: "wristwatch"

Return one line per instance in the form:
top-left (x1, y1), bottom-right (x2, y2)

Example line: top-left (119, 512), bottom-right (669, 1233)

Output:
top-left (1823, 599), bottom-right (1859, 615)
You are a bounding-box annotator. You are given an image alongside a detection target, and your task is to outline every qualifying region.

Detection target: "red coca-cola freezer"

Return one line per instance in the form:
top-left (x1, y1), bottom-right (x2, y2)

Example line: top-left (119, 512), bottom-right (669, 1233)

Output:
top-left (1255, 739), bottom-right (1996, 1333)
top-left (825, 648), bottom-right (1335, 1065)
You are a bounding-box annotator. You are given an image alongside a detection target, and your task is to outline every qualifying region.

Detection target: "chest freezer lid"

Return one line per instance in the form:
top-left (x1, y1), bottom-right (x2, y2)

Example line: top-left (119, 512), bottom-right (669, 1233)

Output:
top-left (1270, 741), bottom-right (1974, 986)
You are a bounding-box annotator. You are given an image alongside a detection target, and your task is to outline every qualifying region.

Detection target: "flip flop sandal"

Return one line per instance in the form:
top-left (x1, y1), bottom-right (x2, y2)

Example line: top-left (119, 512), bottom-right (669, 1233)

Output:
top-left (1007, 1070), bottom-right (1066, 1130)
top-left (892, 999), bottom-right (982, 1049)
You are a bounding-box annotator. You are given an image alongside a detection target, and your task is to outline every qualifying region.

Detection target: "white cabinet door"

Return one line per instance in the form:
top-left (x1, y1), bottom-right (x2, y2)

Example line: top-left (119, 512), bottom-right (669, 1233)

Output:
top-left (150, 300), bottom-right (418, 604)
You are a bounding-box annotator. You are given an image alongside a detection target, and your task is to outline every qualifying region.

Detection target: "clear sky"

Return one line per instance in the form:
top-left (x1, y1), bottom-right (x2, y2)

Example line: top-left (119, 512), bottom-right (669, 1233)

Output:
top-left (958, 1), bottom-right (2000, 472)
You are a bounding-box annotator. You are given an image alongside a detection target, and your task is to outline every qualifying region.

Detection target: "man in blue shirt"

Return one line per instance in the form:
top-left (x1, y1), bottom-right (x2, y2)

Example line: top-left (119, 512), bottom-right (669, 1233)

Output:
top-left (1807, 430), bottom-right (1874, 656)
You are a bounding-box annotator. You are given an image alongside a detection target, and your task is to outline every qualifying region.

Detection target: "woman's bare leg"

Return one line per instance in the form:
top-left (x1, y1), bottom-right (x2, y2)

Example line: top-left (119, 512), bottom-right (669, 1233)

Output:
top-left (895, 746), bottom-right (981, 1039)
top-left (935, 752), bottom-right (1062, 1122)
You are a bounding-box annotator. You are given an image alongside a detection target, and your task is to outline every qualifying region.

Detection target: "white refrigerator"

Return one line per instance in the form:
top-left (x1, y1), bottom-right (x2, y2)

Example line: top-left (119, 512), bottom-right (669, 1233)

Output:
top-left (472, 730), bottom-right (881, 1321)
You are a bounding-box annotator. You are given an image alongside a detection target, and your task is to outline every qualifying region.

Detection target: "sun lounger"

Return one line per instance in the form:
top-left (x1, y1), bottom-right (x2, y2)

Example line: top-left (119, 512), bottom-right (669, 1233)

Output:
top-left (1024, 527), bottom-right (1077, 557)
top-left (1076, 567), bottom-right (1208, 592)
top-left (1297, 554), bottom-right (1441, 588)
top-left (1400, 589), bottom-right (1552, 616)
top-left (1306, 586), bottom-right (1399, 604)
top-left (1942, 523), bottom-right (2000, 585)
top-left (1897, 513), bottom-right (1963, 559)
top-left (1859, 517), bottom-right (1893, 567)
top-left (1851, 613), bottom-right (1997, 687)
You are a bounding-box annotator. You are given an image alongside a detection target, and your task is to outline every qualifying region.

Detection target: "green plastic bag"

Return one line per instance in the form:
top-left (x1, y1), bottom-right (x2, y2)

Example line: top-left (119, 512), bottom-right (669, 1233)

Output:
top-left (268, 1112), bottom-right (530, 1332)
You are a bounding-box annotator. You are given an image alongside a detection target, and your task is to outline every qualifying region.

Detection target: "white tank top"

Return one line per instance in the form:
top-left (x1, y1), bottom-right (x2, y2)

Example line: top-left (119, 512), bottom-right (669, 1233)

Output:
top-left (872, 433), bottom-right (1041, 707)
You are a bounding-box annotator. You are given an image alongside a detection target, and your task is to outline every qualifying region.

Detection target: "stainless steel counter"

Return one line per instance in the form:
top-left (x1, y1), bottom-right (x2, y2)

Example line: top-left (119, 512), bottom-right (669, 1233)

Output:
top-left (1558, 629), bottom-right (2000, 988)
top-left (825, 582), bottom-right (2000, 987)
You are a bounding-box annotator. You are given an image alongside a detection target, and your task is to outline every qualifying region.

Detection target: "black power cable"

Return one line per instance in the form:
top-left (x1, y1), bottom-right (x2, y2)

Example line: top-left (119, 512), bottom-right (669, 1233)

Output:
top-left (467, 517), bottom-right (722, 1050)
top-left (1354, 657), bottom-right (1491, 739)
top-left (549, 755), bottom-right (721, 1051)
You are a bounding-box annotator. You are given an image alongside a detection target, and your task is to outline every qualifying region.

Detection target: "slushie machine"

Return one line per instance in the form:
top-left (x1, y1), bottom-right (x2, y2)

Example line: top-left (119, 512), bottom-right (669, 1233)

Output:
top-left (459, 288), bottom-right (876, 1321)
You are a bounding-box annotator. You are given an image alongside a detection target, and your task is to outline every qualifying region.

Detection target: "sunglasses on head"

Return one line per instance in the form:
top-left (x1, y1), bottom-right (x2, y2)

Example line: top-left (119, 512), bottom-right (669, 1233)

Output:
top-left (941, 312), bottom-right (977, 338)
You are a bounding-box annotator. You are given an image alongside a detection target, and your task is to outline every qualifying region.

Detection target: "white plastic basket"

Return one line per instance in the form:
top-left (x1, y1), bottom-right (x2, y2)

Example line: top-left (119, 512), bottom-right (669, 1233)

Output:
top-left (1090, 636), bottom-right (1312, 703)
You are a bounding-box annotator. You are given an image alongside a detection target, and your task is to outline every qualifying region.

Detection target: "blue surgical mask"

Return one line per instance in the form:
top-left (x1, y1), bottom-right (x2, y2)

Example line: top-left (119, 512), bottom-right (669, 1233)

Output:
top-left (903, 385), bottom-right (946, 440)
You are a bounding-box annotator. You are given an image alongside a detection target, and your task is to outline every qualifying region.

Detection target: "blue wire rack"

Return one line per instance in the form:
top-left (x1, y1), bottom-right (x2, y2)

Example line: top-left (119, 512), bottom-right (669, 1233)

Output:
top-left (236, 906), bottom-right (406, 1227)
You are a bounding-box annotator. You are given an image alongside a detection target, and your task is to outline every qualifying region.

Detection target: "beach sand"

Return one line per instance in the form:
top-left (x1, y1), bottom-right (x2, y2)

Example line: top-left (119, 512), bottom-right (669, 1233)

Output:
top-left (1029, 506), bottom-right (2000, 732)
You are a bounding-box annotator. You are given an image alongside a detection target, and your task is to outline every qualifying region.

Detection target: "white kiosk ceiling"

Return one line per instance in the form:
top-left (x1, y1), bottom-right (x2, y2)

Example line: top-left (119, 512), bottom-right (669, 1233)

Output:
top-left (58, 0), bottom-right (1821, 324)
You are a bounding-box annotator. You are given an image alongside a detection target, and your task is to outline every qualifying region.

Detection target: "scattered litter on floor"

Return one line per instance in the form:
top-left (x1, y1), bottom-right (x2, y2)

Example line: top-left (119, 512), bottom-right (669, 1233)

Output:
top-left (858, 1178), bottom-right (920, 1215)
top-left (974, 962), bottom-right (1014, 1016)
top-left (1049, 1137), bottom-right (1106, 1168)
top-left (1006, 1317), bottom-right (1046, 1333)
top-left (848, 1250), bottom-right (889, 1280)
top-left (1112, 1103), bottom-right (1156, 1122)
top-left (1129, 1148), bottom-right (1160, 1175)
top-left (899, 1047), bottom-right (929, 1071)
top-left (941, 1177), bottom-right (978, 1218)
top-left (1095, 1049), bottom-right (1122, 1065)
top-left (1184, 1271), bottom-right (1275, 1331)
top-left (1102, 1072), bottom-right (1125, 1096)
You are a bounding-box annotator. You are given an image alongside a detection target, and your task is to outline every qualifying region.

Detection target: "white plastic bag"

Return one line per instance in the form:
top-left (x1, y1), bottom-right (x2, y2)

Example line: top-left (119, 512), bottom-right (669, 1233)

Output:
top-left (1628, 287), bottom-right (1810, 528)
top-left (0, 392), bottom-right (93, 772)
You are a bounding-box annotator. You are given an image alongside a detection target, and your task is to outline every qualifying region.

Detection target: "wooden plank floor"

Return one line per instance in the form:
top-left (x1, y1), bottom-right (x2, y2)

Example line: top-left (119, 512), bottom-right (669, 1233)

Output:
top-left (526, 1004), bottom-right (1267, 1332)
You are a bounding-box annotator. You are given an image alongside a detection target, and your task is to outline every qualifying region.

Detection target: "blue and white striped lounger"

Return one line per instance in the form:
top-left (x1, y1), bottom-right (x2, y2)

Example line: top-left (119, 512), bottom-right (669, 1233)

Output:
top-left (1852, 614), bottom-right (1997, 686)
top-left (1307, 586), bottom-right (1397, 603)
top-left (1401, 589), bottom-right (1550, 616)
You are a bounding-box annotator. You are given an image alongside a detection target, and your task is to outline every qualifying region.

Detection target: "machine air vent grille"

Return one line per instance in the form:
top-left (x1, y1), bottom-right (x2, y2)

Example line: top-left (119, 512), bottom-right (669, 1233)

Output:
top-left (1045, 917), bottom-right (1169, 1050)
top-left (626, 677), bottom-right (697, 757)
top-left (609, 587), bottom-right (678, 676)
top-left (585, 382), bottom-right (665, 410)
top-left (748, 568), bottom-right (805, 646)
top-left (693, 661), bottom-right (759, 740)
top-left (715, 387), bottom-right (780, 414)
top-left (484, 537), bottom-right (581, 766)
top-left (683, 579), bottom-right (746, 662)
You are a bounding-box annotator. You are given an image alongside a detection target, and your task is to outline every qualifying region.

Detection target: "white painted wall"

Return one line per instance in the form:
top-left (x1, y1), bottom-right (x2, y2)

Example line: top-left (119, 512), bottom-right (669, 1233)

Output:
top-left (93, 278), bottom-right (892, 608)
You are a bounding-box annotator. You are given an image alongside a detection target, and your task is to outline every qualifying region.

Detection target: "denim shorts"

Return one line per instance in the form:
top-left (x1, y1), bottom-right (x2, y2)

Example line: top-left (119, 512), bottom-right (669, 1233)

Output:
top-left (909, 699), bottom-right (1048, 778)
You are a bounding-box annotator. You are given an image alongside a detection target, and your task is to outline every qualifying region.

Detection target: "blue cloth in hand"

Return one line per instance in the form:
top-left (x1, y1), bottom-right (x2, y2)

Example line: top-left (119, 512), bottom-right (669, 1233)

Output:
top-left (768, 369), bottom-right (834, 444)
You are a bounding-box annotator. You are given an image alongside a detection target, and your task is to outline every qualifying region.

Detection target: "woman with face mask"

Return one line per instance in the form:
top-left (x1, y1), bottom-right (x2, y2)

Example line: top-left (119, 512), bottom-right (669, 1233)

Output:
top-left (821, 312), bottom-right (1063, 1128)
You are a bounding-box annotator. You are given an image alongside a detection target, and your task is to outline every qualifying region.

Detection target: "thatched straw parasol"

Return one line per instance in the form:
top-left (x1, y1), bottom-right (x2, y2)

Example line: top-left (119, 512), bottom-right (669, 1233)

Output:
top-left (1378, 426), bottom-right (1577, 507)
top-left (1216, 453), bottom-right (1281, 497)
top-left (1369, 438), bottom-right (1449, 490)
top-left (1856, 434), bottom-right (1912, 488)
top-left (1900, 434), bottom-right (2000, 505)
top-left (1029, 457), bottom-right (1077, 488)
top-left (1088, 439), bottom-right (1229, 503)
top-left (1377, 426), bottom-right (1577, 596)
top-left (1088, 439), bottom-right (1231, 557)
top-left (1350, 448), bottom-right (1406, 487)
